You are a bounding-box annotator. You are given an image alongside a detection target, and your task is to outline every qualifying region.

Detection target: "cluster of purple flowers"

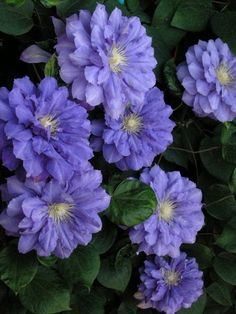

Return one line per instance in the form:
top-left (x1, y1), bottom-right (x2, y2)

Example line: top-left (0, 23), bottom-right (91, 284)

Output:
top-left (0, 76), bottom-right (110, 258)
top-left (0, 3), bottom-right (211, 313)
top-left (130, 165), bottom-right (204, 313)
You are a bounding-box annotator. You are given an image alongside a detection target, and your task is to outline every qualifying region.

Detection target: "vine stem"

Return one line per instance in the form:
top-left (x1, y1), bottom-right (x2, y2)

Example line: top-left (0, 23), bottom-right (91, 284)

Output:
top-left (169, 146), bottom-right (219, 154)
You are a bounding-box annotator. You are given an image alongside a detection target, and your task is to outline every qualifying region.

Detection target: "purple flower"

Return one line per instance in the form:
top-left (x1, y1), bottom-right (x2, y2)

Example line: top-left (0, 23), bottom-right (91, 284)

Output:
top-left (53, 4), bottom-right (157, 119)
top-left (135, 253), bottom-right (203, 314)
top-left (0, 76), bottom-right (93, 182)
top-left (0, 164), bottom-right (111, 258)
top-left (20, 45), bottom-right (51, 64)
top-left (129, 165), bottom-right (204, 257)
top-left (91, 88), bottom-right (175, 171)
top-left (0, 87), bottom-right (20, 171)
top-left (177, 38), bottom-right (236, 122)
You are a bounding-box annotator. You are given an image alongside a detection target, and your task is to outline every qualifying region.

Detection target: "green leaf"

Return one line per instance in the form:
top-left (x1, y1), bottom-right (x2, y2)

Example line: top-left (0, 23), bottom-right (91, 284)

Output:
top-left (90, 218), bottom-right (117, 254)
top-left (183, 244), bottom-right (214, 270)
top-left (3, 0), bottom-right (25, 6)
top-left (207, 282), bottom-right (232, 306)
top-left (146, 26), bottom-right (171, 73)
top-left (152, 0), bottom-right (185, 50)
top-left (69, 290), bottom-right (106, 314)
top-left (177, 292), bottom-right (207, 314)
top-left (221, 122), bottom-right (236, 165)
top-left (118, 298), bottom-right (137, 314)
top-left (40, 0), bottom-right (62, 7)
top-left (171, 0), bottom-right (212, 32)
top-left (204, 184), bottom-right (236, 220)
top-left (57, 0), bottom-right (104, 17)
top-left (213, 256), bottom-right (236, 286)
top-left (107, 179), bottom-right (157, 227)
top-left (97, 248), bottom-right (132, 292)
top-left (58, 246), bottom-right (100, 288)
top-left (216, 217), bottom-right (236, 253)
top-left (19, 267), bottom-right (70, 314)
top-left (200, 136), bottom-right (234, 183)
top-left (44, 54), bottom-right (58, 78)
top-left (163, 59), bottom-right (183, 96)
top-left (211, 11), bottom-right (236, 55)
top-left (0, 245), bottom-right (38, 294)
top-left (37, 255), bottom-right (58, 267)
top-left (0, 0), bottom-right (34, 35)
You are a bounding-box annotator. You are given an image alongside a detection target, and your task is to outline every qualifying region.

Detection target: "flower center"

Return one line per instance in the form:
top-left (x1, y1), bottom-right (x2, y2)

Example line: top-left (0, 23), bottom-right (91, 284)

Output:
top-left (216, 63), bottom-right (233, 85)
top-left (164, 270), bottom-right (180, 286)
top-left (109, 46), bottom-right (127, 73)
top-left (48, 203), bottom-right (73, 222)
top-left (159, 200), bottom-right (175, 221)
top-left (39, 115), bottom-right (58, 134)
top-left (122, 113), bottom-right (143, 134)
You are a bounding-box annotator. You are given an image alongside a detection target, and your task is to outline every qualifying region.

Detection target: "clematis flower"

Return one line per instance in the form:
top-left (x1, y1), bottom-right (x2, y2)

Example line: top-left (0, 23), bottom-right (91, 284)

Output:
top-left (0, 165), bottom-right (110, 258)
top-left (91, 87), bottom-right (175, 171)
top-left (53, 3), bottom-right (157, 119)
top-left (129, 165), bottom-right (204, 257)
top-left (136, 253), bottom-right (203, 314)
top-left (0, 76), bottom-right (93, 182)
top-left (20, 45), bottom-right (51, 64)
top-left (177, 38), bottom-right (236, 122)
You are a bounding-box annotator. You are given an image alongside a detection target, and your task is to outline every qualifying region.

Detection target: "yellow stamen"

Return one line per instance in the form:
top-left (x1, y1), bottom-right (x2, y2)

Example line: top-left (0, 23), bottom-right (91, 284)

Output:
top-left (39, 115), bottom-right (58, 134)
top-left (164, 270), bottom-right (180, 286)
top-left (159, 200), bottom-right (176, 221)
top-left (109, 46), bottom-right (127, 73)
top-left (122, 113), bottom-right (143, 134)
top-left (48, 203), bottom-right (73, 222)
top-left (216, 63), bottom-right (233, 85)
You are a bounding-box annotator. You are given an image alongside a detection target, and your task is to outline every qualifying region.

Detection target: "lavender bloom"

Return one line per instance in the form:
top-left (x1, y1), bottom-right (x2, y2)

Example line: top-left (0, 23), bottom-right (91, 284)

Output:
top-left (177, 38), bottom-right (236, 122)
top-left (0, 76), bottom-right (93, 182)
top-left (0, 87), bottom-right (19, 170)
top-left (20, 45), bottom-right (51, 64)
top-left (0, 165), bottom-right (111, 258)
top-left (91, 88), bottom-right (175, 171)
top-left (135, 253), bottom-right (203, 314)
top-left (54, 4), bottom-right (157, 119)
top-left (129, 165), bottom-right (204, 257)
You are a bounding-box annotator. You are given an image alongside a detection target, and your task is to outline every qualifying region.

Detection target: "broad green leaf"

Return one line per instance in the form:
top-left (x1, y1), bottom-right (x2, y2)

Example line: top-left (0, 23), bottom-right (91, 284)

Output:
top-left (0, 0), bottom-right (34, 35)
top-left (216, 217), bottom-right (236, 253)
top-left (213, 256), bottom-right (236, 285)
top-left (211, 11), bottom-right (236, 55)
top-left (40, 0), bottom-right (62, 7)
top-left (163, 59), bottom-right (183, 96)
top-left (58, 246), bottom-right (100, 288)
top-left (97, 248), bottom-right (132, 292)
top-left (118, 298), bottom-right (137, 314)
top-left (57, 0), bottom-right (104, 17)
top-left (221, 122), bottom-right (236, 165)
top-left (19, 267), bottom-right (70, 314)
top-left (204, 184), bottom-right (236, 220)
top-left (37, 255), bottom-right (58, 267)
top-left (183, 244), bottom-right (214, 270)
top-left (66, 288), bottom-right (106, 314)
top-left (0, 245), bottom-right (38, 294)
top-left (146, 26), bottom-right (171, 73)
top-left (171, 0), bottom-right (212, 32)
top-left (207, 282), bottom-right (232, 306)
top-left (178, 292), bottom-right (207, 314)
top-left (44, 54), bottom-right (58, 77)
top-left (90, 218), bottom-right (117, 254)
top-left (152, 0), bottom-right (185, 50)
top-left (200, 136), bottom-right (234, 183)
top-left (3, 0), bottom-right (25, 6)
top-left (107, 179), bottom-right (157, 227)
